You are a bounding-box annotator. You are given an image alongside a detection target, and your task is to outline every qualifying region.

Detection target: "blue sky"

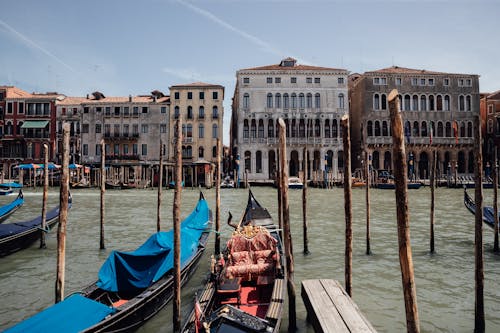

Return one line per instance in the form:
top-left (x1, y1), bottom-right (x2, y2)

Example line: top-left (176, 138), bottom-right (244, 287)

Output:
top-left (1, 0), bottom-right (499, 144)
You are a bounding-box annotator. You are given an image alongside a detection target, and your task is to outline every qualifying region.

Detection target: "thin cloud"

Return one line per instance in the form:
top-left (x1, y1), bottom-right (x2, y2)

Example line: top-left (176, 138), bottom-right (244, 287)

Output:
top-left (175, 0), bottom-right (311, 65)
top-left (0, 18), bottom-right (78, 74)
top-left (162, 67), bottom-right (233, 84)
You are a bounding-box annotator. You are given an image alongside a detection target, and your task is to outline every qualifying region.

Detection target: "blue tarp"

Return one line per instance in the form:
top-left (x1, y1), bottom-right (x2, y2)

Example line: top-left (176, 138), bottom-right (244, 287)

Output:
top-left (0, 191), bottom-right (24, 220)
top-left (97, 198), bottom-right (210, 293)
top-left (4, 294), bottom-right (116, 333)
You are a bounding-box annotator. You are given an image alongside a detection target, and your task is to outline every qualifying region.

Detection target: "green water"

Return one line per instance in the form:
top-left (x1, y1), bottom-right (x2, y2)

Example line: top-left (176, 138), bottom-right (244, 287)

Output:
top-left (1, 187), bottom-right (499, 332)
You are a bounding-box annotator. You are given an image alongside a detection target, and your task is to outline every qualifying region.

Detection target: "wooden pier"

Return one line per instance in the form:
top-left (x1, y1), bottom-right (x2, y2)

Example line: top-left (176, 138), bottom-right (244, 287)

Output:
top-left (301, 279), bottom-right (377, 333)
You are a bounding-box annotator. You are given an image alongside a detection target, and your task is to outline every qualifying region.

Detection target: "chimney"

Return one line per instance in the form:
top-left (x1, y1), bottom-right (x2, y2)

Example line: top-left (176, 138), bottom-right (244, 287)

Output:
top-left (86, 94), bottom-right (89, 99)
top-left (129, 94), bottom-right (132, 102)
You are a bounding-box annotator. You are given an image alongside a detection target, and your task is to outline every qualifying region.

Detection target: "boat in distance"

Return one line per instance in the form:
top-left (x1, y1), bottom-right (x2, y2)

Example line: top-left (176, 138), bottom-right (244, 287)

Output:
top-left (5, 192), bottom-right (212, 333)
top-left (0, 190), bottom-right (24, 223)
top-left (464, 187), bottom-right (499, 231)
top-left (0, 193), bottom-right (71, 257)
top-left (182, 190), bottom-right (286, 333)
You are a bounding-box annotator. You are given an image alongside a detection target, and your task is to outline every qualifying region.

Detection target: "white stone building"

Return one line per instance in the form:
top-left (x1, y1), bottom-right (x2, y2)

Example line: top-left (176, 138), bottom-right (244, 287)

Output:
top-left (230, 58), bottom-right (349, 184)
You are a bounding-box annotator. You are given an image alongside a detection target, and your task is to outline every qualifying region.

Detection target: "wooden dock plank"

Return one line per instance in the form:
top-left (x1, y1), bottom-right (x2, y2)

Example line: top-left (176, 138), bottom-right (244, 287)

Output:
top-left (302, 279), bottom-right (377, 333)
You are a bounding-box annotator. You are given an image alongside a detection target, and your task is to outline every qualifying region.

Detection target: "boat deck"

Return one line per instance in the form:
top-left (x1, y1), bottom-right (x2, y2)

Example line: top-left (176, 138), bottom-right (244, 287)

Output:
top-left (301, 279), bottom-right (377, 333)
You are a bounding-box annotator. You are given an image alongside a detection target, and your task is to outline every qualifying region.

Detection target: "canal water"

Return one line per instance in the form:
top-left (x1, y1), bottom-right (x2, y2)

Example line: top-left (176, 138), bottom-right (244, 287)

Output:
top-left (1, 186), bottom-right (500, 332)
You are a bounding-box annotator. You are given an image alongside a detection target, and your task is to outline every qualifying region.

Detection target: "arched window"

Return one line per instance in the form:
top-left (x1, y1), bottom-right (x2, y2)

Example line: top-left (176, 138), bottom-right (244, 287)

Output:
top-left (283, 93), bottom-right (289, 109)
top-left (199, 106), bottom-right (205, 119)
top-left (174, 106), bottom-right (180, 119)
top-left (187, 106), bottom-right (193, 119)
top-left (444, 95), bottom-right (450, 111)
top-left (258, 119), bottom-right (264, 138)
top-left (332, 119), bottom-right (338, 137)
top-left (404, 95), bottom-right (411, 111)
top-left (412, 95), bottom-right (418, 110)
top-left (315, 93), bottom-right (321, 108)
top-left (460, 122), bottom-right (466, 137)
top-left (291, 93), bottom-right (297, 108)
top-left (420, 95), bottom-right (427, 111)
top-left (291, 119), bottom-right (297, 137)
top-left (212, 124), bottom-right (218, 138)
top-left (338, 94), bottom-right (345, 109)
top-left (267, 93), bottom-right (273, 108)
top-left (367, 121), bottom-right (373, 137)
top-left (212, 146), bottom-right (217, 158)
top-left (459, 95), bottom-right (465, 111)
top-left (198, 124), bottom-right (204, 138)
top-left (299, 119), bottom-right (305, 137)
top-left (437, 121), bottom-right (443, 137)
top-left (381, 94), bottom-right (387, 110)
top-left (413, 121), bottom-right (420, 137)
top-left (212, 106), bottom-right (219, 119)
top-left (275, 93), bottom-right (281, 108)
top-left (421, 121), bottom-right (427, 137)
top-left (437, 95), bottom-right (443, 111)
top-left (429, 95), bottom-right (435, 111)
top-left (198, 146), bottom-right (204, 158)
top-left (325, 119), bottom-right (331, 138)
top-left (244, 151), bottom-right (251, 173)
top-left (445, 122), bottom-right (452, 137)
top-left (243, 119), bottom-right (249, 138)
top-left (405, 121), bottom-right (411, 139)
top-left (467, 121), bottom-right (473, 137)
top-left (243, 93), bottom-right (250, 108)
top-left (186, 124), bottom-right (193, 137)
top-left (466, 95), bottom-right (471, 111)
top-left (250, 120), bottom-right (256, 138)
top-left (306, 93), bottom-right (313, 108)
top-left (374, 94), bottom-right (380, 110)
top-left (256, 151), bottom-right (262, 173)
top-left (314, 119), bottom-right (320, 137)
top-left (382, 121), bottom-right (388, 136)
top-left (374, 121), bottom-right (381, 136)
top-left (299, 93), bottom-right (305, 108)
top-left (268, 119), bottom-right (274, 138)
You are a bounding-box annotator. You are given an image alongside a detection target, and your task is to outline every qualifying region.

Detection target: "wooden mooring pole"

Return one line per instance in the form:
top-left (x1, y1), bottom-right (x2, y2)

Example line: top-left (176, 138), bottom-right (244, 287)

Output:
top-left (276, 148), bottom-right (283, 237)
top-left (365, 150), bottom-right (371, 255)
top-left (429, 149), bottom-right (436, 253)
top-left (388, 89), bottom-right (420, 333)
top-left (215, 138), bottom-right (221, 254)
top-left (157, 140), bottom-right (163, 232)
top-left (302, 147), bottom-right (309, 255)
top-left (493, 148), bottom-right (499, 253)
top-left (100, 140), bottom-right (105, 250)
top-left (278, 118), bottom-right (296, 331)
top-left (173, 119), bottom-right (183, 332)
top-left (473, 115), bottom-right (485, 332)
top-left (40, 144), bottom-right (49, 249)
top-left (341, 115), bottom-right (353, 296)
top-left (55, 123), bottom-right (70, 303)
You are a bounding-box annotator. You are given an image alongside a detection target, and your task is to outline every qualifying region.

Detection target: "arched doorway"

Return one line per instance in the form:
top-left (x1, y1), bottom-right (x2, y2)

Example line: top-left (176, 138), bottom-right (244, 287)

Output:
top-left (268, 150), bottom-right (276, 180)
top-left (313, 150), bottom-right (321, 172)
top-left (419, 152), bottom-right (429, 179)
top-left (383, 151), bottom-right (392, 171)
top-left (458, 151), bottom-right (466, 173)
top-left (372, 151), bottom-right (380, 170)
top-left (290, 150), bottom-right (299, 177)
top-left (468, 151), bottom-right (474, 174)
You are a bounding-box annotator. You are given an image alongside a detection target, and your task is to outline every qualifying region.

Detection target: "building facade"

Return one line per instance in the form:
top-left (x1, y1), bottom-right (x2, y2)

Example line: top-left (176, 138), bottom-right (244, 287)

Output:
top-left (168, 82), bottom-right (224, 187)
top-left (231, 58), bottom-right (349, 184)
top-left (350, 66), bottom-right (480, 180)
top-left (482, 90), bottom-right (500, 165)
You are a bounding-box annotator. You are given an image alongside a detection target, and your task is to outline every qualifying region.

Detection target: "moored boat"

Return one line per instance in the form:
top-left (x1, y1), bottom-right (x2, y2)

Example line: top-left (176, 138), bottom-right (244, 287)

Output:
top-left (0, 182), bottom-right (22, 196)
top-left (182, 190), bottom-right (286, 333)
top-left (464, 188), bottom-right (499, 231)
top-left (376, 181), bottom-right (422, 189)
top-left (288, 176), bottom-right (303, 189)
top-left (0, 190), bottom-right (24, 223)
top-left (0, 193), bottom-right (71, 257)
top-left (5, 192), bottom-right (212, 333)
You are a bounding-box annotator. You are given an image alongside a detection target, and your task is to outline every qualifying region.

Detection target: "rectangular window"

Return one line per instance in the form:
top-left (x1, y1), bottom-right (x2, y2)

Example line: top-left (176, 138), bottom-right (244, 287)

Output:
top-left (412, 78), bottom-right (418, 86)
top-left (243, 77), bottom-right (250, 84)
top-left (104, 124), bottom-right (111, 137)
top-left (141, 144), bottom-right (147, 156)
top-left (83, 144), bottom-right (88, 156)
top-left (187, 92), bottom-right (192, 99)
top-left (488, 105), bottom-right (494, 115)
top-left (114, 124), bottom-right (120, 136)
top-left (291, 77), bottom-right (297, 83)
top-left (160, 124), bottom-right (167, 133)
top-left (314, 77), bottom-right (320, 83)
top-left (123, 106), bottom-right (129, 115)
top-left (161, 106), bottom-right (167, 114)
top-left (141, 124), bottom-right (148, 133)
top-left (420, 78), bottom-right (426, 86)
top-left (105, 107), bottom-right (111, 115)
top-left (114, 106), bottom-right (120, 116)
top-left (82, 124), bottom-right (89, 133)
top-left (213, 91), bottom-right (218, 99)
top-left (199, 92), bottom-right (204, 100)
top-left (174, 92), bottom-right (180, 99)
top-left (142, 107), bottom-right (148, 113)
top-left (266, 77), bottom-right (272, 84)
top-left (466, 79), bottom-right (472, 86)
top-left (373, 78), bottom-right (380, 85)
top-left (338, 77), bottom-right (344, 84)
top-left (114, 144), bottom-right (119, 155)
top-left (133, 124), bottom-right (139, 135)
top-left (428, 78), bottom-right (434, 86)
top-left (444, 78), bottom-right (450, 86)
top-left (380, 78), bottom-right (387, 85)
top-left (19, 102), bottom-right (24, 113)
top-left (133, 106), bottom-right (139, 115)
top-left (306, 77), bottom-right (312, 83)
top-left (7, 102), bottom-right (13, 113)
top-left (123, 144), bottom-right (129, 155)
top-left (95, 107), bottom-right (101, 112)
top-left (396, 78), bottom-right (402, 85)
top-left (123, 124), bottom-right (129, 136)
top-left (133, 143), bottom-right (138, 155)
top-left (95, 144), bottom-right (101, 156)
top-left (459, 79), bottom-right (464, 86)
top-left (95, 124), bottom-right (101, 133)
top-left (274, 78), bottom-right (281, 84)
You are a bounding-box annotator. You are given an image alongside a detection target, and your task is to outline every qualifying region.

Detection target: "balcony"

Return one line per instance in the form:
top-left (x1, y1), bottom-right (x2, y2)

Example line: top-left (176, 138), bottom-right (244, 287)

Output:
top-left (183, 137), bottom-right (193, 143)
top-left (105, 154), bottom-right (140, 161)
top-left (104, 133), bottom-right (139, 141)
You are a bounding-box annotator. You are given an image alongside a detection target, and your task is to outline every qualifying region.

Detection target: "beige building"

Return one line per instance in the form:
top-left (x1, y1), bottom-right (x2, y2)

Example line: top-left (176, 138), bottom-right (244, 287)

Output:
top-left (168, 82), bottom-right (224, 187)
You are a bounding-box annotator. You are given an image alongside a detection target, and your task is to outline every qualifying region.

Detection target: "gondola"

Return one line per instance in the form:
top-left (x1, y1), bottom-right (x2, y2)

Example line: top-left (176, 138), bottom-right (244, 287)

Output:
top-left (182, 190), bottom-right (286, 333)
top-left (464, 187), bottom-right (499, 231)
top-left (0, 193), bottom-right (71, 257)
top-left (376, 181), bottom-right (422, 189)
top-left (0, 182), bottom-right (22, 196)
top-left (0, 190), bottom-right (24, 223)
top-left (6, 192), bottom-right (212, 333)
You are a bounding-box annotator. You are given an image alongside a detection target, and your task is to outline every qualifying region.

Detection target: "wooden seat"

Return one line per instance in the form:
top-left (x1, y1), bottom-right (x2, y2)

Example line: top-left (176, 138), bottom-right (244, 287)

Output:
top-left (217, 277), bottom-right (241, 305)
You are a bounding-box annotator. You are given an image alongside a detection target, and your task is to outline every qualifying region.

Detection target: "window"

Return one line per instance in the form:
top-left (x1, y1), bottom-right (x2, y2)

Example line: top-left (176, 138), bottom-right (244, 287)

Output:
top-left (466, 79), bottom-right (472, 87)
top-left (212, 146), bottom-right (217, 158)
top-left (174, 92), bottom-right (180, 99)
top-left (444, 78), bottom-right (450, 86)
top-left (95, 144), bottom-right (101, 156)
top-left (268, 119), bottom-right (274, 137)
top-left (141, 124), bottom-right (148, 133)
top-left (212, 106), bottom-right (219, 118)
top-left (212, 124), bottom-right (218, 138)
top-left (141, 144), bottom-right (147, 156)
top-left (114, 106), bottom-right (120, 116)
top-left (123, 124), bottom-right (129, 136)
top-left (274, 77), bottom-right (281, 84)
top-left (114, 124), bottom-right (120, 136)
top-left (133, 143), bottom-right (138, 155)
top-left (306, 93), bottom-right (312, 108)
top-left (82, 144), bottom-right (88, 156)
top-left (199, 124), bottom-right (204, 138)
top-left (420, 78), bottom-right (426, 86)
top-left (199, 147), bottom-right (204, 158)
top-left (458, 79), bottom-right (465, 87)
top-left (199, 106), bottom-right (205, 119)
top-left (243, 119), bottom-right (249, 138)
top-left (489, 105), bottom-right (494, 115)
top-left (314, 77), bottom-right (320, 84)
top-left (142, 107), bottom-right (148, 113)
top-left (123, 106), bottom-right (129, 115)
top-left (380, 78), bottom-right (387, 85)
top-left (186, 124), bottom-right (193, 137)
top-left (466, 95), bottom-right (471, 111)
top-left (374, 94), bottom-right (380, 110)
top-left (161, 106), bottom-right (167, 114)
top-left (412, 95), bottom-right (418, 111)
top-left (291, 77), bottom-right (297, 84)
top-left (283, 94), bottom-right (289, 109)
top-left (338, 94), bottom-right (345, 109)
top-left (275, 93), bottom-right (281, 108)
top-left (306, 77), bottom-right (312, 84)
top-left (338, 77), bottom-right (344, 84)
top-left (82, 124), bottom-right (89, 133)
top-left (299, 93), bottom-right (305, 108)
top-left (243, 77), bottom-right (250, 84)
top-left (381, 94), bottom-right (387, 110)
top-left (160, 124), bottom-right (167, 133)
top-left (244, 151), bottom-right (251, 172)
top-left (187, 92), bottom-right (193, 99)
top-left (212, 91), bottom-right (218, 99)
top-left (104, 124), bottom-right (111, 136)
top-left (133, 106), bottom-right (139, 115)
top-left (267, 93), bottom-right (273, 108)
top-left (459, 95), bottom-right (465, 111)
top-left (95, 123), bottom-right (101, 134)
top-left (133, 124), bottom-right (139, 135)
top-left (199, 91), bottom-right (204, 100)
top-left (187, 106), bottom-right (193, 119)
top-left (315, 93), bottom-right (320, 108)
top-left (114, 144), bottom-right (119, 155)
top-left (251, 120), bottom-right (256, 138)
top-left (174, 106), bottom-right (180, 119)
top-left (291, 93), bottom-right (297, 108)
top-left (444, 95), bottom-right (450, 111)
top-left (256, 151), bottom-right (262, 173)
top-left (123, 144), bottom-right (129, 155)
top-left (18, 102), bottom-right (24, 113)
top-left (85, 107), bottom-right (90, 113)
top-left (7, 102), bottom-right (13, 113)
top-left (243, 93), bottom-right (250, 108)
top-left (266, 77), bottom-right (272, 84)
top-left (258, 119), bottom-right (264, 138)
top-left (429, 95), bottom-right (435, 111)
top-left (396, 78), bottom-right (402, 85)
top-left (411, 78), bottom-right (418, 86)
top-left (105, 107), bottom-right (111, 115)
top-left (428, 78), bottom-right (434, 86)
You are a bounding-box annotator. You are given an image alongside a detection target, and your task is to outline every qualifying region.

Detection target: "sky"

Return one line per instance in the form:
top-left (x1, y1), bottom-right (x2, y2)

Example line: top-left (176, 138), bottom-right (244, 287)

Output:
top-left (1, 0), bottom-right (499, 144)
